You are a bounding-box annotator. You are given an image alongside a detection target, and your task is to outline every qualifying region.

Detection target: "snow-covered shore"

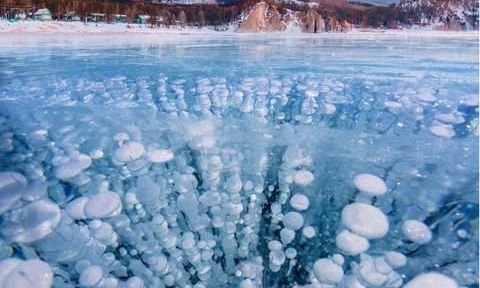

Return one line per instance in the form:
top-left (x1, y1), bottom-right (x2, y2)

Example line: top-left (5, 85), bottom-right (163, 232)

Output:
top-left (1, 20), bottom-right (478, 35)
top-left (0, 20), bottom-right (477, 48)
top-left (0, 20), bottom-right (228, 34)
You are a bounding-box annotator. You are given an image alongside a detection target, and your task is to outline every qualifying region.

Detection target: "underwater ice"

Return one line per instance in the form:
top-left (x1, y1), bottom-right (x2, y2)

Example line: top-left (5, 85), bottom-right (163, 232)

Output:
top-left (0, 35), bottom-right (478, 287)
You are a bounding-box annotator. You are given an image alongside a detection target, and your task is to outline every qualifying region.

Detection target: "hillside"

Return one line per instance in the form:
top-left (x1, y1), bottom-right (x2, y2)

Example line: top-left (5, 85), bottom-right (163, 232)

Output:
top-left (0, 0), bottom-right (478, 30)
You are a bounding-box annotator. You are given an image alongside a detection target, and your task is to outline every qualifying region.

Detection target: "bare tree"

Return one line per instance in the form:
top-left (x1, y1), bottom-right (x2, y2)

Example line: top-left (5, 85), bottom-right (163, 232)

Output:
top-left (178, 10), bottom-right (186, 26)
top-left (198, 10), bottom-right (206, 26)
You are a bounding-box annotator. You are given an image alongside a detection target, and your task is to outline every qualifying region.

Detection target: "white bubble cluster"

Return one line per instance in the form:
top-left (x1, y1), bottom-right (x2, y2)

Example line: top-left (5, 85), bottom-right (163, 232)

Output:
top-left (0, 68), bottom-right (476, 288)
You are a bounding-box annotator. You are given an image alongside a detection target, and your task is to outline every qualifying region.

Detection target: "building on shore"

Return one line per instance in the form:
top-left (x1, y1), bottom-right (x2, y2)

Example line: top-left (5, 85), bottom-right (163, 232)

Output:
top-left (1, 3), bottom-right (34, 21)
top-left (135, 15), bottom-right (150, 24)
top-left (114, 14), bottom-right (127, 23)
top-left (88, 13), bottom-right (106, 23)
top-left (33, 8), bottom-right (53, 21)
top-left (62, 11), bottom-right (81, 21)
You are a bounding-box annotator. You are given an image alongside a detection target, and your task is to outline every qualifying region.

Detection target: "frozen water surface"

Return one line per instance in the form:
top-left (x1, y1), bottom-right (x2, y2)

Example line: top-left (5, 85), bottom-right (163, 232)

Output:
top-left (0, 33), bottom-right (478, 287)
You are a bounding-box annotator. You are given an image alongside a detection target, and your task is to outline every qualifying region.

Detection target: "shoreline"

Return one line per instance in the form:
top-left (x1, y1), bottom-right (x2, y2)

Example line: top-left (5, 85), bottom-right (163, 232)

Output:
top-left (1, 20), bottom-right (478, 34)
top-left (0, 20), bottom-right (477, 47)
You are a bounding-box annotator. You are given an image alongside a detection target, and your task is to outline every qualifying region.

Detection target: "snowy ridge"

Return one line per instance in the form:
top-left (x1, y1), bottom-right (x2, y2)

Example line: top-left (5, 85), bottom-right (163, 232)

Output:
top-left (399, 0), bottom-right (479, 30)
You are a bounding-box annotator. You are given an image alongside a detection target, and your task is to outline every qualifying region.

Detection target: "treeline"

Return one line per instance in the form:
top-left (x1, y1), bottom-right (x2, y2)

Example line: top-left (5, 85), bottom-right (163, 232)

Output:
top-left (0, 0), bottom-right (248, 26)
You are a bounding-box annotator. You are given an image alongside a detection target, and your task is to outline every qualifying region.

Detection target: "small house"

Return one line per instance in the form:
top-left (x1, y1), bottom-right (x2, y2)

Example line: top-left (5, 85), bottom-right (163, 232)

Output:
top-left (33, 8), bottom-right (53, 21)
top-left (156, 16), bottom-right (166, 26)
top-left (88, 13), bottom-right (105, 23)
top-left (135, 15), bottom-right (150, 24)
top-left (63, 11), bottom-right (81, 22)
top-left (114, 14), bottom-right (127, 23)
top-left (15, 11), bottom-right (27, 20)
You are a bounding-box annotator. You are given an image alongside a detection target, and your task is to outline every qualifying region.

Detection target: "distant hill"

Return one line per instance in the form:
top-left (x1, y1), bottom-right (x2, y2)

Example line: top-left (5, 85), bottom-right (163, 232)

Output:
top-left (398, 0), bottom-right (478, 29)
top-left (0, 0), bottom-right (477, 30)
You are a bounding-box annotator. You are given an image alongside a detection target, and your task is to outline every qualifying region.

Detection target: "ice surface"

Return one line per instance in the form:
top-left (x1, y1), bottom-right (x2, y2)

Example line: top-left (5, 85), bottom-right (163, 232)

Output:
top-left (0, 33), bottom-right (477, 288)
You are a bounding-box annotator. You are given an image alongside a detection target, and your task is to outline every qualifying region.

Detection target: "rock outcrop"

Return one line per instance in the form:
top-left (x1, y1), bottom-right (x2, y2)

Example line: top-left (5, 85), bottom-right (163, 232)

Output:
top-left (237, 2), bottom-right (354, 33)
top-left (237, 2), bottom-right (288, 32)
top-left (298, 9), bottom-right (325, 33)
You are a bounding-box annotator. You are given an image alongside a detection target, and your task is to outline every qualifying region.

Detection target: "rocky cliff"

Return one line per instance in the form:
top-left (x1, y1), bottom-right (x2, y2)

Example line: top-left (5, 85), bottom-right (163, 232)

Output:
top-left (237, 1), bottom-right (355, 32)
top-left (237, 2), bottom-right (289, 32)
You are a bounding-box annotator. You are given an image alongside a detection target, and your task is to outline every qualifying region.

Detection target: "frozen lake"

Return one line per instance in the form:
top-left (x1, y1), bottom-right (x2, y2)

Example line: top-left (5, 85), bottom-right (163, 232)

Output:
top-left (0, 33), bottom-right (478, 288)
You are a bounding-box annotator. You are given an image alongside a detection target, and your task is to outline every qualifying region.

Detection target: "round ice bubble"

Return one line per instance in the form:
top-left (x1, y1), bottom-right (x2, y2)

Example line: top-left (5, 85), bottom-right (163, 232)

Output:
top-left (280, 228), bottom-right (296, 244)
top-left (384, 101), bottom-right (403, 110)
top-left (332, 254), bottom-right (345, 266)
top-left (290, 194), bottom-right (310, 211)
top-left (269, 250), bottom-right (286, 266)
top-left (113, 132), bottom-right (130, 142)
top-left (404, 272), bottom-right (458, 288)
top-left (435, 113), bottom-right (465, 125)
top-left (239, 279), bottom-right (254, 288)
top-left (373, 257), bottom-right (392, 274)
top-left (79, 265), bottom-right (103, 287)
top-left (293, 170), bottom-right (314, 186)
top-left (0, 200), bottom-right (60, 243)
top-left (268, 240), bottom-right (282, 251)
top-left (335, 230), bottom-right (370, 255)
top-left (302, 226), bottom-right (316, 238)
top-left (65, 196), bottom-right (89, 220)
top-left (342, 275), bottom-right (365, 288)
top-left (353, 174), bottom-right (387, 196)
top-left (124, 276), bottom-right (144, 288)
top-left (0, 171), bottom-right (27, 215)
top-left (1, 260), bottom-right (52, 288)
top-left (0, 258), bottom-right (23, 286)
top-left (84, 191), bottom-right (122, 219)
top-left (341, 203), bottom-right (389, 239)
top-left (89, 149), bottom-right (104, 159)
top-left (22, 181), bottom-right (47, 202)
top-left (285, 248), bottom-right (297, 259)
top-left (55, 155), bottom-right (92, 180)
top-left (282, 211), bottom-right (304, 231)
top-left (174, 174), bottom-right (198, 193)
top-left (305, 89), bottom-right (319, 98)
top-left (224, 175), bottom-right (243, 194)
top-left (313, 258), bottom-right (344, 284)
top-left (402, 220), bottom-right (432, 244)
top-left (415, 92), bottom-right (437, 103)
top-left (324, 103), bottom-right (336, 115)
top-left (430, 125), bottom-right (455, 138)
top-left (113, 142), bottom-right (145, 163)
top-left (147, 149), bottom-right (174, 163)
top-left (385, 251), bottom-right (407, 268)
top-left (358, 260), bottom-right (387, 286)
